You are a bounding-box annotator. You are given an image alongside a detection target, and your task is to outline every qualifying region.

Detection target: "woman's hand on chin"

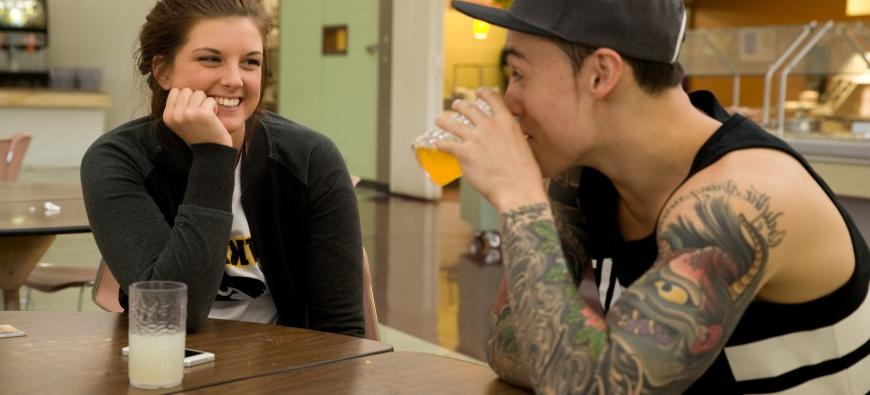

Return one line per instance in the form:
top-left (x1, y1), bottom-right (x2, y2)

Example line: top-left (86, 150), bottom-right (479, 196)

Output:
top-left (163, 87), bottom-right (233, 147)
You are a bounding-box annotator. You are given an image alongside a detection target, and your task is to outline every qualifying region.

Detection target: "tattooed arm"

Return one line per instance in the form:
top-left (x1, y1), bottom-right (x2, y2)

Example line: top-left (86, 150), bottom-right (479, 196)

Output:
top-left (485, 168), bottom-right (592, 387)
top-left (494, 179), bottom-right (782, 394)
top-left (546, 168), bottom-right (591, 279)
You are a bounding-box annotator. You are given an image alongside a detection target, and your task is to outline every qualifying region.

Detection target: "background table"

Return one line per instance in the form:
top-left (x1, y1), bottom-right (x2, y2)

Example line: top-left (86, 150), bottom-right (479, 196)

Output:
top-left (0, 183), bottom-right (90, 310)
top-left (0, 182), bottom-right (84, 204)
top-left (0, 311), bottom-right (393, 394)
top-left (183, 351), bottom-right (531, 394)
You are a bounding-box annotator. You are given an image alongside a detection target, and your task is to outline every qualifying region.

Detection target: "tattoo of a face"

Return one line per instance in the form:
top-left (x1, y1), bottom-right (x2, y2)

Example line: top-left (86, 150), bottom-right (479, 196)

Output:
top-left (612, 181), bottom-right (779, 390)
top-left (487, 179), bottom-right (784, 394)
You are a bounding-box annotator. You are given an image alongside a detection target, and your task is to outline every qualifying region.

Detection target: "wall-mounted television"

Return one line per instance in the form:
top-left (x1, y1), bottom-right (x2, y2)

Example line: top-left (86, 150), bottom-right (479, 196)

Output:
top-left (0, 0), bottom-right (47, 32)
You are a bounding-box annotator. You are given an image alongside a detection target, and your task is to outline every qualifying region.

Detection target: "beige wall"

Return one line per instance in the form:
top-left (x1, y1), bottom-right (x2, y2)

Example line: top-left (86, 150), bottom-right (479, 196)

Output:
top-left (389, 0), bottom-right (445, 198)
top-left (46, 0), bottom-right (156, 130)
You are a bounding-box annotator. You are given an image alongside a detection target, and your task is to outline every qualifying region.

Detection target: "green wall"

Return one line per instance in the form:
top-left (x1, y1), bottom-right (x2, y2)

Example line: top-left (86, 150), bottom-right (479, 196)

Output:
top-left (279, 0), bottom-right (380, 181)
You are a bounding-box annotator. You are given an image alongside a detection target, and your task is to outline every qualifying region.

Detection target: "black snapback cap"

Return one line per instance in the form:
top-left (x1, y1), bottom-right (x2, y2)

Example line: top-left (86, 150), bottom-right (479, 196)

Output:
top-left (452, 0), bottom-right (687, 64)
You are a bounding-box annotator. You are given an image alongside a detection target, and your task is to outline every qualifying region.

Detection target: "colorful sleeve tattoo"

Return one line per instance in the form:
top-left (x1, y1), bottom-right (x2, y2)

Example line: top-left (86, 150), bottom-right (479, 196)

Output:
top-left (485, 170), bottom-right (591, 388)
top-left (486, 179), bottom-right (784, 394)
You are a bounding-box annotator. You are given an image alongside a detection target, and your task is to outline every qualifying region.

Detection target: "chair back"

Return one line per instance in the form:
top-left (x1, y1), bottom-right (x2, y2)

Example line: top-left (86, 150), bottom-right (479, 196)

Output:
top-left (0, 133), bottom-right (31, 181)
top-left (351, 175), bottom-right (380, 340)
top-left (92, 260), bottom-right (124, 313)
top-left (362, 248), bottom-right (380, 341)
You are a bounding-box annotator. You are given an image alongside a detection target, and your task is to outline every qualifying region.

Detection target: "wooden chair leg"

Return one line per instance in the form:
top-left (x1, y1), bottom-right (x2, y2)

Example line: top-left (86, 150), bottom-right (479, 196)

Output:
top-left (77, 285), bottom-right (84, 311)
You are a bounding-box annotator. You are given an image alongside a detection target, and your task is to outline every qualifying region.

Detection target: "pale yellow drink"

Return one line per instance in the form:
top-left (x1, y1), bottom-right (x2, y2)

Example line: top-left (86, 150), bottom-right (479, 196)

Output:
top-left (128, 332), bottom-right (185, 389)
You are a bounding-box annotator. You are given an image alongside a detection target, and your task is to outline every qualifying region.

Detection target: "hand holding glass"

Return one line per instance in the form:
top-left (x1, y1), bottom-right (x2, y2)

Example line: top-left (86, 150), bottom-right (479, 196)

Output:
top-left (412, 98), bottom-right (493, 186)
top-left (128, 281), bottom-right (187, 389)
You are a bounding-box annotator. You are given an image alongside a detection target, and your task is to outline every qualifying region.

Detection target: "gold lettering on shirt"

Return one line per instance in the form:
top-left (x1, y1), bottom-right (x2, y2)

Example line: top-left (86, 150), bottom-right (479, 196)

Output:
top-left (226, 237), bottom-right (258, 266)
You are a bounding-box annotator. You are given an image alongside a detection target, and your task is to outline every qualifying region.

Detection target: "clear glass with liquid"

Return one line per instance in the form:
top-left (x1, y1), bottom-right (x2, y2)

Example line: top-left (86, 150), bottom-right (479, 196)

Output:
top-left (412, 98), bottom-right (492, 186)
top-left (128, 281), bottom-right (187, 389)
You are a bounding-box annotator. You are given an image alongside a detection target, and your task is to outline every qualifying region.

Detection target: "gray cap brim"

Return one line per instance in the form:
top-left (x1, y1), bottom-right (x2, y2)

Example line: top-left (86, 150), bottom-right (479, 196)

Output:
top-left (452, 1), bottom-right (559, 40)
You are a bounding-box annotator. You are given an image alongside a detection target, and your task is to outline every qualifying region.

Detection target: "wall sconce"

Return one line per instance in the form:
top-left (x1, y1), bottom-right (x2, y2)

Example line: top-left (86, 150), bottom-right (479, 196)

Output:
top-left (472, 19), bottom-right (490, 40)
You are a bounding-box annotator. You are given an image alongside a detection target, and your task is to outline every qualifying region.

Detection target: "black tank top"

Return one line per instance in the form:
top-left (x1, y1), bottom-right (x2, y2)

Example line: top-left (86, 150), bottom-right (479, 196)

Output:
top-left (577, 91), bottom-right (870, 394)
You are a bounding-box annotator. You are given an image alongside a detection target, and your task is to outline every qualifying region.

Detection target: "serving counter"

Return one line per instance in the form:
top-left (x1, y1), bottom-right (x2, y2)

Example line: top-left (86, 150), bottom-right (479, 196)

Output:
top-left (0, 88), bottom-right (110, 167)
top-left (681, 21), bottom-right (870, 202)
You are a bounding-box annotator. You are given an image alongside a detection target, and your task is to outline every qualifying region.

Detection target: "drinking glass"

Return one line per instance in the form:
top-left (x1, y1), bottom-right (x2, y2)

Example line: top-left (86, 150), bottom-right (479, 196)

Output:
top-left (128, 281), bottom-right (187, 389)
top-left (412, 98), bottom-right (492, 186)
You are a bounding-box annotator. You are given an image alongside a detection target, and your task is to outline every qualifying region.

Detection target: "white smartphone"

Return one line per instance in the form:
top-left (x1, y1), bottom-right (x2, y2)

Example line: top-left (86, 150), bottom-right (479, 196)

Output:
top-left (121, 346), bottom-right (215, 367)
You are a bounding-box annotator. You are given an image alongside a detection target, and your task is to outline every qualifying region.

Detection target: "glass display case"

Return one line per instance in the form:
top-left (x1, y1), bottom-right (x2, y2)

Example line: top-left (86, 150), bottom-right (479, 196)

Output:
top-left (680, 21), bottom-right (870, 163)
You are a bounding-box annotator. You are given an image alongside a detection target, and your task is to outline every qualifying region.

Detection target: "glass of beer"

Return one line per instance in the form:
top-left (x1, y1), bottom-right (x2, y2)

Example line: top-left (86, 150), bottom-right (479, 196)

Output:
top-left (128, 281), bottom-right (187, 389)
top-left (412, 98), bottom-right (492, 186)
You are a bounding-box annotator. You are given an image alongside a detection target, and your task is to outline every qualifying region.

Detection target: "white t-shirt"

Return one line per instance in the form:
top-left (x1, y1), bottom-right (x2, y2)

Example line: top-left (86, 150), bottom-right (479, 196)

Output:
top-left (208, 161), bottom-right (278, 324)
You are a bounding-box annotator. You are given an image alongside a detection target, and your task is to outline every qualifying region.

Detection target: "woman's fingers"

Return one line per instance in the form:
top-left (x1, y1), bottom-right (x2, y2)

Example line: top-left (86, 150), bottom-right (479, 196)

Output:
top-left (161, 87), bottom-right (230, 146)
top-left (189, 90), bottom-right (208, 109)
top-left (166, 89), bottom-right (215, 123)
top-left (165, 88), bottom-right (178, 113)
top-left (174, 87), bottom-right (193, 115)
top-left (204, 96), bottom-right (218, 115)
top-left (163, 88), bottom-right (179, 124)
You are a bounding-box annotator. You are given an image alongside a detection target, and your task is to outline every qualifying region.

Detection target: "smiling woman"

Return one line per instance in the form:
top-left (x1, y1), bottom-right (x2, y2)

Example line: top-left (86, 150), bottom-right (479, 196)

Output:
top-left (79, 0), bottom-right (365, 337)
top-left (152, 17), bottom-right (264, 148)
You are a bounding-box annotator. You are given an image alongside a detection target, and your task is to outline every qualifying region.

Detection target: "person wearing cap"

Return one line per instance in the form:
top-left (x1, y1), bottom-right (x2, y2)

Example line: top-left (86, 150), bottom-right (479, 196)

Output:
top-left (440, 0), bottom-right (870, 394)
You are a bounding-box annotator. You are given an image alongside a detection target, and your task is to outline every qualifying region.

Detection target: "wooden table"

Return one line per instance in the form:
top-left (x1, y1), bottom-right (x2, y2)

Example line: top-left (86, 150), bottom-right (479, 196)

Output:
top-left (0, 311), bottom-right (393, 394)
top-left (0, 183), bottom-right (89, 310)
top-left (183, 351), bottom-right (530, 394)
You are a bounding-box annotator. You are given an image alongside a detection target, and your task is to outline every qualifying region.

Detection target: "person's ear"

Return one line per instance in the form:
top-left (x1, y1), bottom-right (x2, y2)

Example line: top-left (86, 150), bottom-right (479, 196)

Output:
top-left (152, 55), bottom-right (171, 90)
top-left (586, 48), bottom-right (623, 99)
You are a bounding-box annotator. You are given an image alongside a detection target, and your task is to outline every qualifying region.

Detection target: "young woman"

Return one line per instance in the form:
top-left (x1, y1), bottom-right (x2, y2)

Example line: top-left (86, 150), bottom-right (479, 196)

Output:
top-left (81, 0), bottom-right (363, 336)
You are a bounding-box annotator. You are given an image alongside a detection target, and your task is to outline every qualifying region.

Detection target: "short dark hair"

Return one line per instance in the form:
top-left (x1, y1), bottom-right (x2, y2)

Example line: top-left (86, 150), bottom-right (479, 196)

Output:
top-left (548, 37), bottom-right (684, 96)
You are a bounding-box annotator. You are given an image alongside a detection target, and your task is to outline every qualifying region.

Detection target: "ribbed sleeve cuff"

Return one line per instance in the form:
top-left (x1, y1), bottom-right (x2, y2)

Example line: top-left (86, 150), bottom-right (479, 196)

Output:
top-left (183, 143), bottom-right (238, 212)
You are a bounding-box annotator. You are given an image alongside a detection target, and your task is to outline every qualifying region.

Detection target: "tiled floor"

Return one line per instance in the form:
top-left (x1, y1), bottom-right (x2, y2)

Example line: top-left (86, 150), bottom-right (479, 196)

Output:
top-left (8, 167), bottom-right (501, 365)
